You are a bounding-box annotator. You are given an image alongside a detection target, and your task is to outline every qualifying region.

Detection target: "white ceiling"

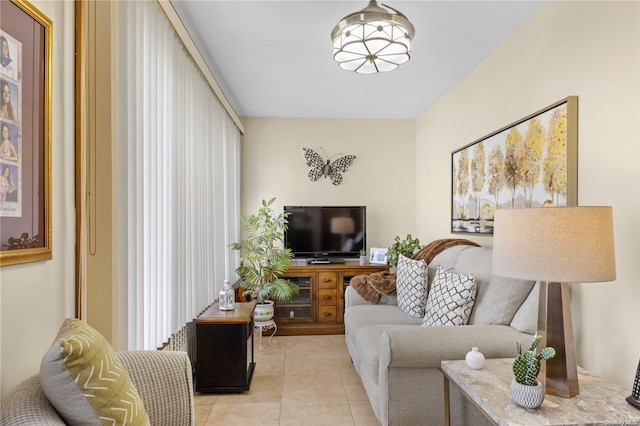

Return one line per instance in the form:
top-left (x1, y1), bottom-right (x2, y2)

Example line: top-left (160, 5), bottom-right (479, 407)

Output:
top-left (171, 1), bottom-right (547, 120)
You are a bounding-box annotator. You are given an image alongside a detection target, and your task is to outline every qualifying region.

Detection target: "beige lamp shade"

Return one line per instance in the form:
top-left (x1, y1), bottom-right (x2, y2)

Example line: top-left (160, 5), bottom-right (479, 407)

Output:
top-left (330, 217), bottom-right (355, 234)
top-left (493, 206), bottom-right (616, 283)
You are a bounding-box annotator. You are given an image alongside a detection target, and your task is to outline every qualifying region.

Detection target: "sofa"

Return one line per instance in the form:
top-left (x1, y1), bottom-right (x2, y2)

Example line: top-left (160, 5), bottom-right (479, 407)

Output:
top-left (0, 350), bottom-right (195, 425)
top-left (344, 243), bottom-right (539, 426)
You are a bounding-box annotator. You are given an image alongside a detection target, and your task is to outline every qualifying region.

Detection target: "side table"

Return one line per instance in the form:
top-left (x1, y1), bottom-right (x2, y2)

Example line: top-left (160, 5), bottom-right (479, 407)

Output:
top-left (441, 358), bottom-right (640, 426)
top-left (254, 319), bottom-right (277, 350)
top-left (195, 302), bottom-right (256, 392)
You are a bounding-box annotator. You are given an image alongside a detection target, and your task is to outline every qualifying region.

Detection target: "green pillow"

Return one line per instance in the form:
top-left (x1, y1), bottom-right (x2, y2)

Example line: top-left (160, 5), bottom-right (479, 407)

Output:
top-left (40, 318), bottom-right (150, 425)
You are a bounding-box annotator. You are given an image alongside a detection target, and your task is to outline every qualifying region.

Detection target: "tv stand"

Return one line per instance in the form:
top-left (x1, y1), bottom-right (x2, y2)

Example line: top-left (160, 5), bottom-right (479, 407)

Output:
top-left (275, 261), bottom-right (389, 335)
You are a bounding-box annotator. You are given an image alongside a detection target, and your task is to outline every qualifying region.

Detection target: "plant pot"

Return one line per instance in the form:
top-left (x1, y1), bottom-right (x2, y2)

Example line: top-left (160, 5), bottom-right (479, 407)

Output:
top-left (359, 256), bottom-right (367, 265)
top-left (254, 300), bottom-right (274, 322)
top-left (510, 379), bottom-right (545, 409)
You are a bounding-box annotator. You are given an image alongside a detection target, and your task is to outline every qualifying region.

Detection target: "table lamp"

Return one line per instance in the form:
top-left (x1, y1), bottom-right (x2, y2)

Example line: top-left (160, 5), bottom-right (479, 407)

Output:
top-left (493, 206), bottom-right (616, 398)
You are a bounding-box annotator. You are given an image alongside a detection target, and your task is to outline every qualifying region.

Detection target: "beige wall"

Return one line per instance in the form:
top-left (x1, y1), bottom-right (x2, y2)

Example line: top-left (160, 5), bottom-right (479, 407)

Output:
top-left (241, 118), bottom-right (416, 251)
top-left (0, 0), bottom-right (77, 397)
top-left (416, 1), bottom-right (640, 389)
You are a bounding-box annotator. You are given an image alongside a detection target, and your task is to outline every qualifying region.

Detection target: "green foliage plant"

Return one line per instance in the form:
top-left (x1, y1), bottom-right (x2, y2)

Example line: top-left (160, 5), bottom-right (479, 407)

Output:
top-left (359, 249), bottom-right (367, 257)
top-left (513, 335), bottom-right (556, 386)
top-left (231, 198), bottom-right (299, 303)
top-left (386, 234), bottom-right (422, 267)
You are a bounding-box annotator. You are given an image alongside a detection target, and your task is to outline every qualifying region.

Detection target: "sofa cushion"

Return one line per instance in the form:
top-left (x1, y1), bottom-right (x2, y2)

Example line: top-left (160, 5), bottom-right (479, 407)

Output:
top-left (422, 266), bottom-right (476, 326)
top-left (396, 255), bottom-right (428, 318)
top-left (510, 282), bottom-right (540, 334)
top-left (40, 318), bottom-right (150, 426)
top-left (453, 247), bottom-right (535, 325)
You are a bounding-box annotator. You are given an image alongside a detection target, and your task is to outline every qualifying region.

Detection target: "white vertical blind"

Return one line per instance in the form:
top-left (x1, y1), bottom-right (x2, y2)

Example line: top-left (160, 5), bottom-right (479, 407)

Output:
top-left (116, 1), bottom-right (241, 350)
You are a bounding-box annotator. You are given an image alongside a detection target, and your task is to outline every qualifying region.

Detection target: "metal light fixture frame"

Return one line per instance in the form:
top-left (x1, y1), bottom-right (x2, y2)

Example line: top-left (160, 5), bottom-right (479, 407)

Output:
top-left (331, 1), bottom-right (415, 74)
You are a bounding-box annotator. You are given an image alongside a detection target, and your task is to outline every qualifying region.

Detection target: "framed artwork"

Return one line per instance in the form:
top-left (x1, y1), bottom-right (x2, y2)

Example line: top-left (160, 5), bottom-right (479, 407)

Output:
top-left (451, 96), bottom-right (577, 235)
top-left (0, 0), bottom-right (52, 266)
top-left (369, 247), bottom-right (388, 265)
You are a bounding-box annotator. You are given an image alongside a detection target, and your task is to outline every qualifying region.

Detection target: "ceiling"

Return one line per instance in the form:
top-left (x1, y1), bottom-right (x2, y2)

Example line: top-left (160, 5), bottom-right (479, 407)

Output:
top-left (171, 1), bottom-right (547, 120)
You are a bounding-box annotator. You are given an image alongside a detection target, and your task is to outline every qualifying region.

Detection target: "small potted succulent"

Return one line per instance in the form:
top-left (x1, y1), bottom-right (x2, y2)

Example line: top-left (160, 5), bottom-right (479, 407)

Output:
top-left (385, 234), bottom-right (421, 269)
top-left (359, 249), bottom-right (367, 265)
top-left (511, 335), bottom-right (556, 408)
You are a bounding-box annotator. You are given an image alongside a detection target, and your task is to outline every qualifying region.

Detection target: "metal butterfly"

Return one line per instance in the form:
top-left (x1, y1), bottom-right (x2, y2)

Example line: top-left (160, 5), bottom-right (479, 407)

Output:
top-left (303, 147), bottom-right (356, 186)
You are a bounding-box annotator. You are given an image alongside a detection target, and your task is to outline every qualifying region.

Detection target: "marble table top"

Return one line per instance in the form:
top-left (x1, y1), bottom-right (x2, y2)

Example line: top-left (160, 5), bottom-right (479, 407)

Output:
top-left (441, 358), bottom-right (640, 426)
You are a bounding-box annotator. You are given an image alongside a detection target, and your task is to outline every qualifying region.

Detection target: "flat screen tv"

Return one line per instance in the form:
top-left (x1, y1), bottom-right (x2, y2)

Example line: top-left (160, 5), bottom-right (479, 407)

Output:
top-left (284, 206), bottom-right (366, 261)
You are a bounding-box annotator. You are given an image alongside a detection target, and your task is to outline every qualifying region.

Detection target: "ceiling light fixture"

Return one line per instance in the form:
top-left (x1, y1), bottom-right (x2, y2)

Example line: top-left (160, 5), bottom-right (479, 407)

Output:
top-left (331, 0), bottom-right (415, 75)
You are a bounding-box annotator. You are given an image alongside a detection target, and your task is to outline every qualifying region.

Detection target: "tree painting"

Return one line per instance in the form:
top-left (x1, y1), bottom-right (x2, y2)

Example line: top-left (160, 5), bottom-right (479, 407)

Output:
top-left (452, 97), bottom-right (576, 234)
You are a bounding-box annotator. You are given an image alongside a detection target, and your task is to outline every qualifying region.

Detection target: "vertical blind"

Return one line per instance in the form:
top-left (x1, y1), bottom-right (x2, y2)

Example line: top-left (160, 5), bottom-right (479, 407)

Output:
top-left (116, 1), bottom-right (241, 350)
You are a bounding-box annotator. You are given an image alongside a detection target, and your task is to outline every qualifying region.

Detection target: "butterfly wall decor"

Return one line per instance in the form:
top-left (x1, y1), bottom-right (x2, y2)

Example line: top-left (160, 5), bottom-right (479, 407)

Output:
top-left (303, 147), bottom-right (356, 186)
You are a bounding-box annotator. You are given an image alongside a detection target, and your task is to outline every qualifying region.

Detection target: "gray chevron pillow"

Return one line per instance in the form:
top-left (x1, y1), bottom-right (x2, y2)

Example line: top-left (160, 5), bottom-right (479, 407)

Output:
top-left (40, 318), bottom-right (150, 425)
top-left (422, 266), bottom-right (476, 327)
top-left (396, 254), bottom-right (428, 318)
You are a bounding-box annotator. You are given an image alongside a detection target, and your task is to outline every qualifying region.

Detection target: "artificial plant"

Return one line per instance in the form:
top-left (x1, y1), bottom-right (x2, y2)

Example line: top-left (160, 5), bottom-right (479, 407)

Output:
top-left (386, 234), bottom-right (422, 267)
top-left (513, 335), bottom-right (556, 386)
top-left (231, 198), bottom-right (299, 303)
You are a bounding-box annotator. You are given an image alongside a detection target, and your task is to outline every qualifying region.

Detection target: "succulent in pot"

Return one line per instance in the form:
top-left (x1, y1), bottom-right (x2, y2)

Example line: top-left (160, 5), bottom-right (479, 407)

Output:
top-left (231, 198), bottom-right (299, 319)
top-left (511, 335), bottom-right (556, 408)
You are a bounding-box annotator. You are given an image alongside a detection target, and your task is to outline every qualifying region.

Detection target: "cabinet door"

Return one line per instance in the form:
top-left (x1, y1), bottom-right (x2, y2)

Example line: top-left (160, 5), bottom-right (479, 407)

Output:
top-left (275, 275), bottom-right (313, 323)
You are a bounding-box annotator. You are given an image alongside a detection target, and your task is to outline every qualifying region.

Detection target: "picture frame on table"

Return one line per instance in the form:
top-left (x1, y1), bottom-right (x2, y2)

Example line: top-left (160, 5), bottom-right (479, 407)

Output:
top-left (451, 96), bottom-right (578, 235)
top-left (369, 247), bottom-right (388, 265)
top-left (1, 0), bottom-right (52, 266)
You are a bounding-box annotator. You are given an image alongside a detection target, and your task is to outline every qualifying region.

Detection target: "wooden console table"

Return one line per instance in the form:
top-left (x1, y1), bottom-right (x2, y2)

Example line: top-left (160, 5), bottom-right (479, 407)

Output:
top-left (195, 302), bottom-right (255, 392)
top-left (441, 358), bottom-right (640, 425)
top-left (276, 261), bottom-right (388, 335)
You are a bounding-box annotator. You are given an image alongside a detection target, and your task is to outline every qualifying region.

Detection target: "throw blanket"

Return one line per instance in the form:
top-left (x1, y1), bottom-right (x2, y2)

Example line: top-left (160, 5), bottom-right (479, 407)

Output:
top-left (350, 238), bottom-right (481, 304)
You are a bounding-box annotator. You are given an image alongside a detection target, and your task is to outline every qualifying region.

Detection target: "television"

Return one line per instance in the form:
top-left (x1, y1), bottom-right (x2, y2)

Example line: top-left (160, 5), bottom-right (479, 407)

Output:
top-left (284, 206), bottom-right (366, 262)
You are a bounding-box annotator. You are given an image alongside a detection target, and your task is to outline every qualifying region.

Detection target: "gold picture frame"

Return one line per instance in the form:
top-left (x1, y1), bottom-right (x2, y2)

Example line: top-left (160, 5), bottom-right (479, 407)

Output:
top-left (451, 96), bottom-right (578, 235)
top-left (1, 0), bottom-right (52, 265)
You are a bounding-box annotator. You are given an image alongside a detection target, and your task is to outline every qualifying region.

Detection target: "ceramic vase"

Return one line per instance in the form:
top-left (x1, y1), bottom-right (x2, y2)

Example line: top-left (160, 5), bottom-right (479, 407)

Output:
top-left (465, 347), bottom-right (485, 369)
top-left (254, 300), bottom-right (274, 322)
top-left (510, 379), bottom-right (545, 409)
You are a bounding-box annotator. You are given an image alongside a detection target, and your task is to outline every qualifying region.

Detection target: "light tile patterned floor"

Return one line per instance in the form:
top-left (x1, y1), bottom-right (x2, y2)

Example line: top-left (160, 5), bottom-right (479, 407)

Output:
top-left (194, 334), bottom-right (381, 425)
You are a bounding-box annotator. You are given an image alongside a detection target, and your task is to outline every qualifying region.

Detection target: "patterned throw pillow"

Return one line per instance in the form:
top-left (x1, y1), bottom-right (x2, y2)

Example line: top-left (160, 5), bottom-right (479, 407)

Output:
top-left (422, 266), bottom-right (476, 327)
top-left (396, 254), bottom-right (428, 318)
top-left (40, 318), bottom-right (150, 425)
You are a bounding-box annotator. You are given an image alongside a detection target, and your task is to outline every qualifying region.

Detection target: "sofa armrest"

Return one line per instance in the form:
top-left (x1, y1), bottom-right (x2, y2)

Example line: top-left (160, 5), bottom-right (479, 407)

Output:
top-left (379, 325), bottom-right (533, 369)
top-left (0, 375), bottom-right (66, 425)
top-left (117, 350), bottom-right (195, 426)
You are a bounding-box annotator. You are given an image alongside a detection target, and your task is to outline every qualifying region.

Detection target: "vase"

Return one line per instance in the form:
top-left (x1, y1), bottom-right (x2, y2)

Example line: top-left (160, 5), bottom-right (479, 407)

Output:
top-left (254, 300), bottom-right (274, 322)
top-left (510, 379), bottom-right (545, 408)
top-left (465, 347), bottom-right (485, 369)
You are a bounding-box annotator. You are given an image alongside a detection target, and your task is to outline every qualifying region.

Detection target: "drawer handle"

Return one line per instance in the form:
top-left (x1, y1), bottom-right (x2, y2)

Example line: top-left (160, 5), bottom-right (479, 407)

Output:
top-left (323, 312), bottom-right (332, 317)
top-left (323, 278), bottom-right (332, 282)
top-left (323, 295), bottom-right (332, 300)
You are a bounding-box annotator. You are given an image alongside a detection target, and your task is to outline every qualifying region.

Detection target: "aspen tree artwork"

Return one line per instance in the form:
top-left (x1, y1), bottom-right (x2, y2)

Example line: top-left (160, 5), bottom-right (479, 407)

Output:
top-left (451, 97), bottom-right (577, 234)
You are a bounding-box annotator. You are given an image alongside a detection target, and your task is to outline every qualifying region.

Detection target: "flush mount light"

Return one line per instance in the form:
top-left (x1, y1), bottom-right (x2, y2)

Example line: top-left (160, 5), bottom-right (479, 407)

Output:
top-left (331, 0), bottom-right (415, 74)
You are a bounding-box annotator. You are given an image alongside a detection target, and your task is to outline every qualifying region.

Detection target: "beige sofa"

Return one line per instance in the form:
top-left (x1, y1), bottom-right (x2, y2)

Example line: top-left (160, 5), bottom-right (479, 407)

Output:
top-left (344, 244), bottom-right (539, 425)
top-left (1, 350), bottom-right (195, 425)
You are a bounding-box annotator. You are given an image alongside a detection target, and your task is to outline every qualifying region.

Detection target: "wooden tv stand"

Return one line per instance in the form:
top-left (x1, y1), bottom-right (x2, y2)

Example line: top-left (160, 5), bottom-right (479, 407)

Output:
top-left (274, 261), bottom-right (389, 336)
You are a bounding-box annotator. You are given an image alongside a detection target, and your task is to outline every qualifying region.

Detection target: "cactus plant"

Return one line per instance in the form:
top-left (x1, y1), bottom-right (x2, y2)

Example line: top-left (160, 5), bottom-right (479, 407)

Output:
top-left (513, 335), bottom-right (556, 386)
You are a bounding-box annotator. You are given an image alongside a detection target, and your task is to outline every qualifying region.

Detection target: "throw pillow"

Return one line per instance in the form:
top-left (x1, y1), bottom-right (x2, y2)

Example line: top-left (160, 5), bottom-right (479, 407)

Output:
top-left (510, 282), bottom-right (540, 334)
top-left (40, 318), bottom-right (150, 426)
top-left (422, 266), bottom-right (476, 327)
top-left (396, 254), bottom-right (428, 318)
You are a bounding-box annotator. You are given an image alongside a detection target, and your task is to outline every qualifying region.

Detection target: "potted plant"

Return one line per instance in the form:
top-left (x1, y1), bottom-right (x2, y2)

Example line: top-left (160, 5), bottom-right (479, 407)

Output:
top-left (359, 249), bottom-right (367, 265)
top-left (511, 335), bottom-right (556, 408)
top-left (385, 234), bottom-right (422, 268)
top-left (231, 198), bottom-right (299, 321)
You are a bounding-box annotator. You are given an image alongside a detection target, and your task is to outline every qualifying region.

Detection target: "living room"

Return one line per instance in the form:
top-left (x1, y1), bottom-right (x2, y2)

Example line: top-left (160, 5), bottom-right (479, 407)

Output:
top-left (1, 0), bottom-right (638, 423)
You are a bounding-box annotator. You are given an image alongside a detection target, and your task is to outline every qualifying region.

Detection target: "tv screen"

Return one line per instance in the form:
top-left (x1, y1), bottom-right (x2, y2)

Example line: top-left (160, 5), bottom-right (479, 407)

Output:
top-left (284, 206), bottom-right (366, 260)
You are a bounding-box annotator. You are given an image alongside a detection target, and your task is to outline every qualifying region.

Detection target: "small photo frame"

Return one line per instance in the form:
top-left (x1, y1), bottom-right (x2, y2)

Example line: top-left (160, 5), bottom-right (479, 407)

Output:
top-left (369, 247), bottom-right (388, 265)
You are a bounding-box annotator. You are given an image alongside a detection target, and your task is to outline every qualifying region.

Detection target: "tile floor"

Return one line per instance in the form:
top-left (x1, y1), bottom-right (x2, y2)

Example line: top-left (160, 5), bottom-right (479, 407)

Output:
top-left (194, 334), bottom-right (381, 425)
